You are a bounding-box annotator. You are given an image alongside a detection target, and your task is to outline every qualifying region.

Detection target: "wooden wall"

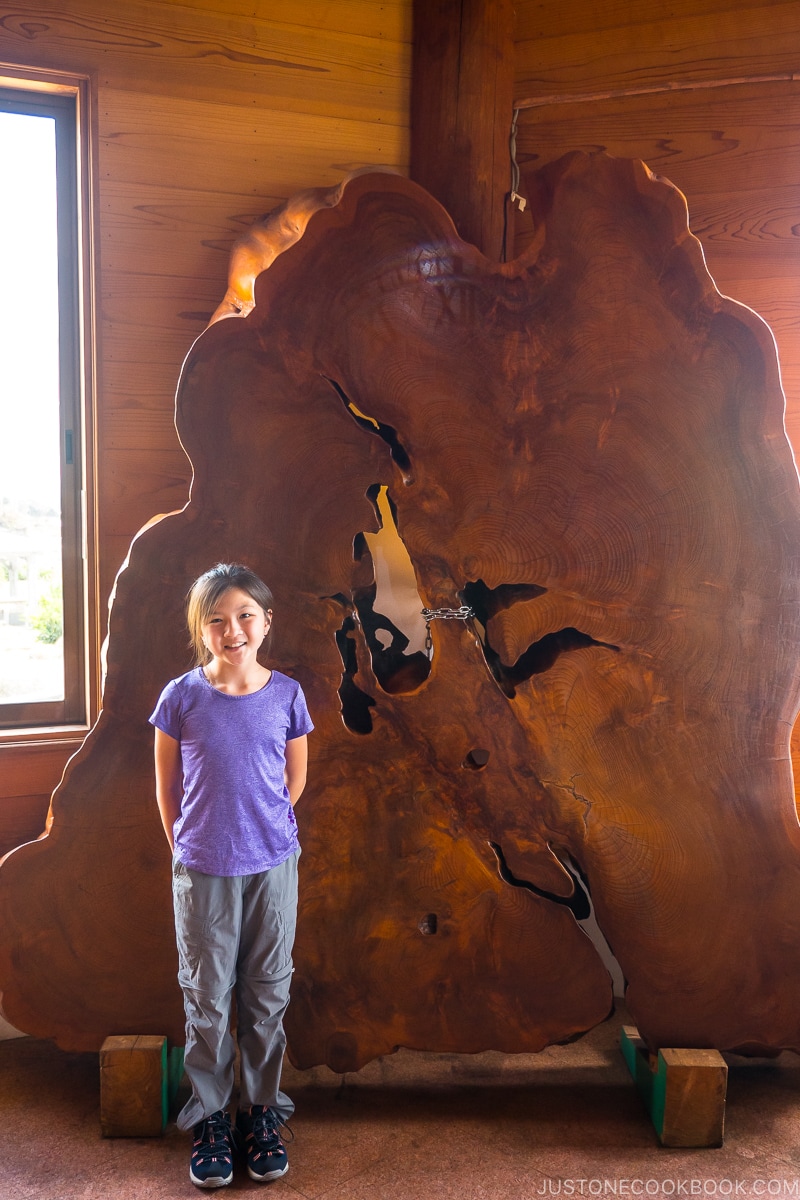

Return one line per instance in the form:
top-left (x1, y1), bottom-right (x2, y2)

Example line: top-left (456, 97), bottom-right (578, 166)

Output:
top-left (3, 0), bottom-right (800, 851)
top-left (0, 0), bottom-right (411, 852)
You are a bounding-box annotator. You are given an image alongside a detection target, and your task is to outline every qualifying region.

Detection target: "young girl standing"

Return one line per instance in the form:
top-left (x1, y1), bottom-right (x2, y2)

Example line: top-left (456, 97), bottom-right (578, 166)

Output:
top-left (150, 562), bottom-right (313, 1189)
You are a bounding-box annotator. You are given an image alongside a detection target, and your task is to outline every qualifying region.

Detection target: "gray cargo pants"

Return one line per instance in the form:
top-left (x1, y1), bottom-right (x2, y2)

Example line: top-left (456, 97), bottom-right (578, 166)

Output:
top-left (172, 849), bottom-right (298, 1131)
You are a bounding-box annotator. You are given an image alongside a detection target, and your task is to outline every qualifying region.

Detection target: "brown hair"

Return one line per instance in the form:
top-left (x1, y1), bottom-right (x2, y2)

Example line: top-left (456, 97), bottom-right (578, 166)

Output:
top-left (186, 563), bottom-right (274, 665)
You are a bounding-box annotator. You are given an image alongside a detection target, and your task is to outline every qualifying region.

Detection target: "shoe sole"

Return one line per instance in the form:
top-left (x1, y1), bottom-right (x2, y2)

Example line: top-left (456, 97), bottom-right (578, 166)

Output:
top-left (189, 1168), bottom-right (233, 1188)
top-left (247, 1163), bottom-right (289, 1182)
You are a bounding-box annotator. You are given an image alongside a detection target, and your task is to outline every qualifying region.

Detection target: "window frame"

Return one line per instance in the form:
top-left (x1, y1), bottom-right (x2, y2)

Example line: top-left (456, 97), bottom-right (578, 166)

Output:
top-left (0, 67), bottom-right (98, 741)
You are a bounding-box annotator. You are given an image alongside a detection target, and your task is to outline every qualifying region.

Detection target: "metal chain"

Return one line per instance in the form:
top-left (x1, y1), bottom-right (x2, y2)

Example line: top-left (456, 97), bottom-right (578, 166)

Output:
top-left (421, 605), bottom-right (474, 659)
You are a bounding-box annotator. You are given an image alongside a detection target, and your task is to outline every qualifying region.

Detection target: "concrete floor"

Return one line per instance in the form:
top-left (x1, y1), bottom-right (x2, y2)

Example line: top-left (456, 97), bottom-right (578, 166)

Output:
top-left (2, 1007), bottom-right (800, 1199)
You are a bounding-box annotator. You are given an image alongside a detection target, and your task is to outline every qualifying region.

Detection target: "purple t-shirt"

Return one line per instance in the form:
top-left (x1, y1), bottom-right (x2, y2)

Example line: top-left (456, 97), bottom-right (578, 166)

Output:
top-left (149, 667), bottom-right (313, 876)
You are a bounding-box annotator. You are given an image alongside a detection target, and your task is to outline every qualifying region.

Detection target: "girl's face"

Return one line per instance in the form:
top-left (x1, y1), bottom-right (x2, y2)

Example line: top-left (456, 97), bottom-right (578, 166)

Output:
top-left (201, 587), bottom-right (272, 670)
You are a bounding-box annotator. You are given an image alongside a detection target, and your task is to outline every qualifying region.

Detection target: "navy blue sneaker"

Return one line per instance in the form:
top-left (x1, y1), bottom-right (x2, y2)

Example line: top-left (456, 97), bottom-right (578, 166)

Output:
top-left (189, 1110), bottom-right (234, 1189)
top-left (236, 1105), bottom-right (290, 1181)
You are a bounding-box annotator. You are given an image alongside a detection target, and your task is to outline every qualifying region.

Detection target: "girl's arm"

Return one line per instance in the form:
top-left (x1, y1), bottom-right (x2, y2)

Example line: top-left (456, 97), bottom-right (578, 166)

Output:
top-left (154, 727), bottom-right (183, 852)
top-left (284, 734), bottom-right (308, 808)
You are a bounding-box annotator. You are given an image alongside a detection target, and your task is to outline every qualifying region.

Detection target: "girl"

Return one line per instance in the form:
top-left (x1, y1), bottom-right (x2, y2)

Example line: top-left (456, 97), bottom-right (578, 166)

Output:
top-left (150, 562), bottom-right (313, 1189)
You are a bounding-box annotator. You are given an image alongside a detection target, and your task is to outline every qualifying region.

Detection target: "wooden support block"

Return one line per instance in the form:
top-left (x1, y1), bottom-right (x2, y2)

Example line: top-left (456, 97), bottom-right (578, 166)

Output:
top-left (100, 1035), bottom-right (168, 1137)
top-left (621, 1026), bottom-right (727, 1148)
top-left (656, 1047), bottom-right (727, 1148)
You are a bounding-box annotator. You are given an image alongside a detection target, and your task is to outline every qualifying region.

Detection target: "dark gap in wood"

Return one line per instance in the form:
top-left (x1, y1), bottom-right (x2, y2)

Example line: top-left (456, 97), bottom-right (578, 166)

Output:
top-left (323, 375), bottom-right (412, 478)
top-left (323, 592), bottom-right (352, 608)
top-left (333, 614), bottom-right (375, 735)
top-left (463, 579), bottom-right (618, 697)
top-left (352, 531), bottom-right (369, 562)
top-left (461, 577), bottom-right (548, 618)
top-left (462, 747), bottom-right (490, 769)
top-left (489, 841), bottom-right (591, 921)
top-left (505, 627), bottom-right (619, 690)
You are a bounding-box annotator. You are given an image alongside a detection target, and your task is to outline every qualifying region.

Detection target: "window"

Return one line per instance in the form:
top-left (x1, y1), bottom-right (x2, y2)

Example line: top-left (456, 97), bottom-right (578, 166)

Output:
top-left (0, 74), bottom-right (93, 732)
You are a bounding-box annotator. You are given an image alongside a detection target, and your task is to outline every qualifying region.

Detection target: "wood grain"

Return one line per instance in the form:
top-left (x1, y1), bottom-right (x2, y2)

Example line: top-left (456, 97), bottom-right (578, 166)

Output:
top-left (514, 0), bottom-right (795, 44)
top-left (0, 1), bottom-right (410, 123)
top-left (657, 1048), bottom-right (727, 1148)
top-left (100, 1034), bottom-right (166, 1138)
top-left (2, 163), bottom-right (799, 1062)
top-left (152, 0), bottom-right (409, 41)
top-left (514, 0), bottom-right (800, 101)
top-left (99, 90), bottom-right (407, 193)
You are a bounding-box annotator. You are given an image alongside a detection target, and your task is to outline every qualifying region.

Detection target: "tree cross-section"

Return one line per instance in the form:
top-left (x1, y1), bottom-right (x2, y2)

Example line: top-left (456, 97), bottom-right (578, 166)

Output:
top-left (1, 155), bottom-right (799, 1063)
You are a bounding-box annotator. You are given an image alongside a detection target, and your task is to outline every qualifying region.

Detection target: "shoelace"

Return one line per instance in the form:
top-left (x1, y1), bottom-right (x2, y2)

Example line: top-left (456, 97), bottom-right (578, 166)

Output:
top-left (193, 1113), bottom-right (232, 1164)
top-left (250, 1107), bottom-right (294, 1151)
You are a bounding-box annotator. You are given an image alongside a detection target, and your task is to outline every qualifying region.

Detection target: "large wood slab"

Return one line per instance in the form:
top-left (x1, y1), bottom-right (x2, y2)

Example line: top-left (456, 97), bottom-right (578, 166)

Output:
top-left (1, 157), bottom-right (799, 1062)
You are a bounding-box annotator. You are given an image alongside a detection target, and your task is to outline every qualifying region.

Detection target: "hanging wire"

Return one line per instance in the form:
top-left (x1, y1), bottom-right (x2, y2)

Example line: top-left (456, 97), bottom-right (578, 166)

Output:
top-left (502, 108), bottom-right (527, 262)
top-left (510, 107), bottom-right (521, 200)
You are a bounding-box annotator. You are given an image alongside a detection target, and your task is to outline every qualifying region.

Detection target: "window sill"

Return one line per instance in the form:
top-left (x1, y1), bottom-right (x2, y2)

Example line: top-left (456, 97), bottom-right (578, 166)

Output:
top-left (0, 726), bottom-right (91, 751)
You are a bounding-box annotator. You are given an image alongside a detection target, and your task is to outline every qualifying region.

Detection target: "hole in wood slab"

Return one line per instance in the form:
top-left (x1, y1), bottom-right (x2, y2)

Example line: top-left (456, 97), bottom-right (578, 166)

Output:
top-left (555, 849), bottom-right (626, 999)
top-left (324, 376), bottom-right (412, 479)
top-left (353, 584), bottom-right (431, 694)
top-left (353, 484), bottom-right (430, 694)
top-left (333, 614), bottom-right (375, 735)
top-left (418, 913), bottom-right (438, 935)
top-left (463, 748), bottom-right (490, 769)
top-left (462, 578), bottom-right (548, 617)
top-left (503, 627), bottom-right (618, 692)
top-left (462, 580), bottom-right (618, 698)
top-left (489, 841), bottom-right (591, 921)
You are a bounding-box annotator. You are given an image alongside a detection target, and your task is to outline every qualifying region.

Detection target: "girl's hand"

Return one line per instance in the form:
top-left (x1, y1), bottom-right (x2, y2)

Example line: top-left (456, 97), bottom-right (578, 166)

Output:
top-left (284, 735), bottom-right (308, 807)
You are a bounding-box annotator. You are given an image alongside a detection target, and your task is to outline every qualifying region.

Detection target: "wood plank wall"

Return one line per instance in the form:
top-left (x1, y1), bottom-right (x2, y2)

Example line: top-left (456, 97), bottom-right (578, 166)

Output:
top-left (3, 0), bottom-right (800, 852)
top-left (512, 0), bottom-right (800, 811)
top-left (0, 0), bottom-right (411, 853)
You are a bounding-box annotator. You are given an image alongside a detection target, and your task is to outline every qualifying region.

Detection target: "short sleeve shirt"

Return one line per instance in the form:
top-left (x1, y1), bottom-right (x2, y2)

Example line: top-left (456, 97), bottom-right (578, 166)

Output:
top-left (149, 667), bottom-right (313, 876)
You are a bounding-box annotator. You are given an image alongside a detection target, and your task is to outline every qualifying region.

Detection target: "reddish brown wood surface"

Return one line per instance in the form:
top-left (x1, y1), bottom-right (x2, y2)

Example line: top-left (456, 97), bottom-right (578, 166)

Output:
top-left (1, 158), bottom-right (800, 1061)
